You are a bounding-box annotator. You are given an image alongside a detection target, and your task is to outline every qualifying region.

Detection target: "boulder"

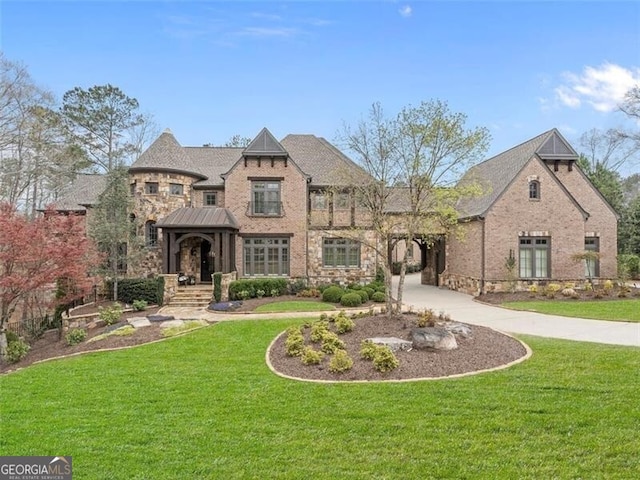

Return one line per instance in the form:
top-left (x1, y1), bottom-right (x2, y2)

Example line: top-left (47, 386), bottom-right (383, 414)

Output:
top-left (366, 337), bottom-right (413, 352)
top-left (128, 317), bottom-right (151, 328)
top-left (410, 327), bottom-right (458, 351)
top-left (444, 322), bottom-right (473, 339)
top-left (147, 314), bottom-right (175, 323)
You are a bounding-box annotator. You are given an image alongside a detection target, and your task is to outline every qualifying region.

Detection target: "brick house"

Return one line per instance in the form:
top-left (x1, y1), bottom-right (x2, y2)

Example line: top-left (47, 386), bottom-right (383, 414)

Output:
top-left (56, 127), bottom-right (615, 295)
top-left (441, 129), bottom-right (618, 295)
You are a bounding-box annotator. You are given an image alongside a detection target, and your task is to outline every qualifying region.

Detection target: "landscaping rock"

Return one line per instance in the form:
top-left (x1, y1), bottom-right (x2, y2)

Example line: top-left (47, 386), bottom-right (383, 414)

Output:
top-left (366, 337), bottom-right (413, 352)
top-left (147, 314), bottom-right (175, 323)
top-left (104, 321), bottom-right (128, 333)
top-left (86, 319), bottom-right (106, 330)
top-left (159, 319), bottom-right (185, 329)
top-left (444, 322), bottom-right (473, 339)
top-left (410, 327), bottom-right (458, 351)
top-left (128, 317), bottom-right (151, 328)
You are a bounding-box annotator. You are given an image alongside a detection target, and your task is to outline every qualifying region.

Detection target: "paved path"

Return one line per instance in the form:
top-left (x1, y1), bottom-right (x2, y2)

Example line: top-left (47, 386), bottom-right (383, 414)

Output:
top-left (395, 274), bottom-right (640, 347)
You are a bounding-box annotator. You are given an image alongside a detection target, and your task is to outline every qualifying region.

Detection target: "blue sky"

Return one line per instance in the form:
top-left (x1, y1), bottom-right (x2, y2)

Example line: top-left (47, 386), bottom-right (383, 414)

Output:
top-left (1, 1), bottom-right (639, 168)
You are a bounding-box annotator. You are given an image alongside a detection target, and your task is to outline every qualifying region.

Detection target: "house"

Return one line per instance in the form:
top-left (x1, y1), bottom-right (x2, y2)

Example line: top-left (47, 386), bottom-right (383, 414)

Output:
top-left (441, 129), bottom-right (618, 295)
top-left (56, 127), bottom-right (616, 298)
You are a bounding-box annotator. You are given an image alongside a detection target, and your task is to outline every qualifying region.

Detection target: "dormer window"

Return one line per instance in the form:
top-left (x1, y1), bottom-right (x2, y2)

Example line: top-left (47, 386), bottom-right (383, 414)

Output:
top-left (529, 180), bottom-right (540, 200)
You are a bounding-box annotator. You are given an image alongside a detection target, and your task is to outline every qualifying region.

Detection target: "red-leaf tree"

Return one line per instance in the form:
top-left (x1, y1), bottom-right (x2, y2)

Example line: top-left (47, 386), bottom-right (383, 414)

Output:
top-left (0, 203), bottom-right (100, 358)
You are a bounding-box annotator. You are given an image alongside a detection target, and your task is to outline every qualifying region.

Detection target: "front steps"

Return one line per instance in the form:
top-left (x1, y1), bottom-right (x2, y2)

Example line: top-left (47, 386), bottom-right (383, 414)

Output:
top-left (168, 285), bottom-right (213, 307)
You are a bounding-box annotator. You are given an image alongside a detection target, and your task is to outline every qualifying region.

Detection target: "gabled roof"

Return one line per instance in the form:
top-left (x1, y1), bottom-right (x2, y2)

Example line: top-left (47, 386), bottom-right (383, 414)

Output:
top-left (156, 207), bottom-right (239, 229)
top-left (185, 147), bottom-right (241, 188)
top-left (53, 174), bottom-right (107, 211)
top-left (457, 129), bottom-right (578, 218)
top-left (242, 127), bottom-right (288, 156)
top-left (130, 129), bottom-right (205, 179)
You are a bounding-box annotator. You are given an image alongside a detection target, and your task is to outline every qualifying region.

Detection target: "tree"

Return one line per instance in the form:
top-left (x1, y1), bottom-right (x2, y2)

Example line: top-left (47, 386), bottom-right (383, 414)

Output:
top-left (338, 101), bottom-right (489, 315)
top-left (0, 204), bottom-right (99, 358)
top-left (88, 166), bottom-right (142, 300)
top-left (578, 128), bottom-right (637, 174)
top-left (203, 134), bottom-right (252, 148)
top-left (577, 154), bottom-right (624, 212)
top-left (619, 195), bottom-right (640, 255)
top-left (61, 84), bottom-right (149, 172)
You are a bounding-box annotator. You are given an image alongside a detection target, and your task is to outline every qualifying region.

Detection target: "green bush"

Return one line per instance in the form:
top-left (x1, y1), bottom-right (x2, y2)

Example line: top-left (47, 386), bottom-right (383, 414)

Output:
top-left (321, 332), bottom-right (345, 354)
top-left (99, 305), bottom-right (123, 326)
top-left (107, 277), bottom-right (164, 305)
top-left (285, 330), bottom-right (305, 357)
top-left (340, 292), bottom-right (362, 307)
top-left (322, 286), bottom-right (345, 303)
top-left (132, 299), bottom-right (148, 311)
top-left (371, 291), bottom-right (386, 303)
top-left (347, 283), bottom-right (362, 290)
top-left (310, 321), bottom-right (330, 343)
top-left (229, 278), bottom-right (288, 300)
top-left (329, 349), bottom-right (354, 373)
top-left (335, 314), bottom-right (355, 334)
top-left (363, 287), bottom-right (375, 298)
top-left (213, 272), bottom-right (222, 303)
top-left (288, 279), bottom-right (307, 295)
top-left (373, 346), bottom-right (399, 372)
top-left (65, 328), bottom-right (87, 346)
top-left (354, 289), bottom-right (369, 303)
top-left (5, 330), bottom-right (19, 344)
top-left (301, 346), bottom-right (324, 365)
top-left (619, 254), bottom-right (640, 279)
top-left (6, 338), bottom-right (30, 363)
top-left (360, 340), bottom-right (379, 360)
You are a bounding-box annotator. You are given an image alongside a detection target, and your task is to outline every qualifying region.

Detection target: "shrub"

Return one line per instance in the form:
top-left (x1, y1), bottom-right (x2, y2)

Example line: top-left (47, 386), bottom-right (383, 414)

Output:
top-left (340, 292), bottom-right (362, 307)
top-left (544, 283), bottom-right (562, 299)
top-left (561, 288), bottom-right (575, 297)
top-left (310, 321), bottom-right (330, 342)
top-left (528, 284), bottom-right (538, 297)
top-left (373, 346), bottom-right (399, 372)
top-left (213, 272), bottom-right (222, 303)
top-left (66, 328), bottom-right (87, 346)
top-left (354, 289), bottom-right (369, 303)
top-left (270, 289), bottom-right (279, 297)
top-left (371, 291), bottom-right (386, 303)
top-left (287, 278), bottom-right (307, 295)
top-left (132, 299), bottom-right (148, 311)
top-left (99, 304), bottom-right (123, 326)
top-left (301, 346), bottom-right (324, 365)
top-left (6, 338), bottom-right (30, 363)
top-left (417, 309), bottom-right (435, 327)
top-left (107, 277), bottom-right (164, 305)
top-left (321, 332), bottom-right (345, 354)
top-left (328, 349), bottom-right (353, 373)
top-left (256, 289), bottom-right (266, 299)
top-left (113, 325), bottom-right (136, 336)
top-left (298, 288), bottom-right (320, 298)
top-left (583, 281), bottom-right (593, 292)
top-left (360, 340), bottom-right (379, 360)
top-left (5, 330), bottom-right (19, 344)
top-left (618, 254), bottom-right (640, 279)
top-left (285, 328), bottom-right (305, 357)
top-left (375, 266), bottom-right (385, 283)
top-left (363, 287), bottom-right (375, 298)
top-left (603, 279), bottom-right (614, 294)
top-left (229, 278), bottom-right (288, 300)
top-left (334, 314), bottom-right (355, 334)
top-left (322, 286), bottom-right (345, 303)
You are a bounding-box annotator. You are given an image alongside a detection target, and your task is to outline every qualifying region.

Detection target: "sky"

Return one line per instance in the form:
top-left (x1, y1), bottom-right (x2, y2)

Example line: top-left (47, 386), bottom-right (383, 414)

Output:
top-left (1, 1), bottom-right (639, 171)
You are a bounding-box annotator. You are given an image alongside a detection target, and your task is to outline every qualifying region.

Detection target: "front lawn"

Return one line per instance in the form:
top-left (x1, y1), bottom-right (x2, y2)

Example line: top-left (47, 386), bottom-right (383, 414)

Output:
top-left (502, 299), bottom-right (640, 322)
top-left (1, 319), bottom-right (639, 479)
top-left (253, 300), bottom-right (336, 313)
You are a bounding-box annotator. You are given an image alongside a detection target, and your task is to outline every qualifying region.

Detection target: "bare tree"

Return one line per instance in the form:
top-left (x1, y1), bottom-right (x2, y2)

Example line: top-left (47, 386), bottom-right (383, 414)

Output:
top-left (579, 128), bottom-right (638, 173)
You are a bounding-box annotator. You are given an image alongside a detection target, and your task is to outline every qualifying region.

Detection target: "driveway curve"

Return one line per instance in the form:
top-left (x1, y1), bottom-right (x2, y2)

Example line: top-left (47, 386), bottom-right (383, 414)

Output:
top-left (396, 274), bottom-right (640, 347)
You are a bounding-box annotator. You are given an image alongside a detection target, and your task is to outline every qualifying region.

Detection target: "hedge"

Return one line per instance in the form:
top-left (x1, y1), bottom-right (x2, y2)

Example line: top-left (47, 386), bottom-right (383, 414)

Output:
top-left (106, 277), bottom-right (165, 306)
top-left (228, 278), bottom-right (288, 300)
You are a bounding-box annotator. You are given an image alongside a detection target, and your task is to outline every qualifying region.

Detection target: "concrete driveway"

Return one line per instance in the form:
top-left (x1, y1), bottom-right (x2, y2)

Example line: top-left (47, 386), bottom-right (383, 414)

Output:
top-left (395, 274), bottom-right (640, 347)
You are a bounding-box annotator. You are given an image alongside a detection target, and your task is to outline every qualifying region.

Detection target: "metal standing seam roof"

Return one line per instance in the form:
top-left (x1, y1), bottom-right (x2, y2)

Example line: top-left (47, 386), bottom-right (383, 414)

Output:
top-left (243, 127), bottom-right (288, 156)
top-left (155, 207), bottom-right (240, 229)
top-left (456, 129), bottom-right (578, 218)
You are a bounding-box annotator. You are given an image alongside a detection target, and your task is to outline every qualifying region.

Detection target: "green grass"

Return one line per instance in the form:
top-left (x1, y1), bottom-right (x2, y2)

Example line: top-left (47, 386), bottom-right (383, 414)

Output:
top-left (1, 320), bottom-right (639, 479)
top-left (503, 298), bottom-right (640, 322)
top-left (253, 300), bottom-right (336, 313)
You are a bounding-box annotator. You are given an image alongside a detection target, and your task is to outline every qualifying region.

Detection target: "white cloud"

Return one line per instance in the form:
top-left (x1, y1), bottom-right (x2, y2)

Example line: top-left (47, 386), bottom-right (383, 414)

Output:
top-left (399, 5), bottom-right (412, 18)
top-left (238, 27), bottom-right (299, 38)
top-left (554, 63), bottom-right (640, 112)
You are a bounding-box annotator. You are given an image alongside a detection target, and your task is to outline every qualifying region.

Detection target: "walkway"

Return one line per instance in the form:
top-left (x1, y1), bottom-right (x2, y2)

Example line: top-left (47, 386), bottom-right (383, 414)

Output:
top-left (395, 274), bottom-right (640, 347)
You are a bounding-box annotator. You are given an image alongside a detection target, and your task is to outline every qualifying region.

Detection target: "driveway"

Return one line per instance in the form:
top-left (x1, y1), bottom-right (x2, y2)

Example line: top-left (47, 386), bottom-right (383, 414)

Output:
top-left (395, 274), bottom-right (640, 347)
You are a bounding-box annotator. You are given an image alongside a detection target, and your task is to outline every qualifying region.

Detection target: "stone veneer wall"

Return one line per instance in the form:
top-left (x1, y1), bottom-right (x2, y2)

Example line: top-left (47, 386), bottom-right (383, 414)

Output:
top-left (306, 230), bottom-right (378, 285)
top-left (160, 274), bottom-right (178, 305)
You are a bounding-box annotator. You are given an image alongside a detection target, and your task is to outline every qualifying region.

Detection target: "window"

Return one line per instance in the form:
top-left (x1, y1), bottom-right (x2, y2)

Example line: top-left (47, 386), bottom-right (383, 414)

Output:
top-left (145, 221), bottom-right (158, 247)
top-left (170, 183), bottom-right (183, 196)
top-left (243, 238), bottom-right (289, 276)
top-left (252, 181), bottom-right (281, 216)
top-left (519, 237), bottom-right (549, 278)
top-left (335, 192), bottom-right (350, 210)
top-left (312, 192), bottom-right (327, 210)
top-left (204, 192), bottom-right (217, 206)
top-left (585, 237), bottom-right (600, 278)
top-left (323, 238), bottom-right (361, 268)
top-left (145, 182), bottom-right (159, 195)
top-left (529, 180), bottom-right (540, 200)
top-left (130, 182), bottom-right (136, 195)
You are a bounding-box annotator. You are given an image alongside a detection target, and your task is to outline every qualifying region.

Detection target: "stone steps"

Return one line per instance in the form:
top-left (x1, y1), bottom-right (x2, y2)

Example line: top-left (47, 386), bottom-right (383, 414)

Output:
top-left (168, 286), bottom-right (213, 307)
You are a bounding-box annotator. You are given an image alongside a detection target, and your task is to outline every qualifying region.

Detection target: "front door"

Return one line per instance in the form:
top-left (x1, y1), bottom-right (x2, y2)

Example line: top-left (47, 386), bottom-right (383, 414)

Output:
top-left (200, 240), bottom-right (212, 282)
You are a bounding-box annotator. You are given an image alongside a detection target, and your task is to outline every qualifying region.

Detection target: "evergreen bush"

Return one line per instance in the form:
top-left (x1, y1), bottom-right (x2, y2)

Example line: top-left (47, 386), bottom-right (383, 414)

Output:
top-left (213, 272), bottom-right (222, 303)
top-left (322, 286), bottom-right (345, 303)
top-left (340, 292), bottom-right (362, 307)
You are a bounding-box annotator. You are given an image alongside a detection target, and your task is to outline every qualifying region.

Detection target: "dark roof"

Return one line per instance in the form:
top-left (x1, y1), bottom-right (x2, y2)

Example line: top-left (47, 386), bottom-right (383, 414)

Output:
top-left (156, 207), bottom-right (239, 229)
top-left (457, 129), bottom-right (578, 218)
top-left (130, 129), bottom-right (205, 179)
top-left (54, 174), bottom-right (107, 211)
top-left (243, 128), bottom-right (288, 156)
top-left (185, 147), bottom-right (241, 187)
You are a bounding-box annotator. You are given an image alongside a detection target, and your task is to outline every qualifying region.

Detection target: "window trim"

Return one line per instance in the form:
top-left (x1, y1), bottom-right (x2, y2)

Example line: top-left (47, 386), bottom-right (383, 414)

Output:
top-left (144, 182), bottom-right (159, 195)
top-left (251, 181), bottom-right (282, 216)
top-left (323, 238), bottom-right (361, 268)
top-left (528, 180), bottom-right (540, 200)
top-left (203, 192), bottom-right (217, 207)
top-left (243, 237), bottom-right (289, 276)
top-left (145, 220), bottom-right (158, 248)
top-left (584, 237), bottom-right (600, 278)
top-left (519, 236), bottom-right (550, 279)
top-left (169, 183), bottom-right (183, 196)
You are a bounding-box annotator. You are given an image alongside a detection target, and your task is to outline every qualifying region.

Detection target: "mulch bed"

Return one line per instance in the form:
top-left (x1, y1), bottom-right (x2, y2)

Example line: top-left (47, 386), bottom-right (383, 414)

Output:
top-left (268, 313), bottom-right (529, 382)
top-left (477, 288), bottom-right (640, 305)
top-left (216, 295), bottom-right (378, 313)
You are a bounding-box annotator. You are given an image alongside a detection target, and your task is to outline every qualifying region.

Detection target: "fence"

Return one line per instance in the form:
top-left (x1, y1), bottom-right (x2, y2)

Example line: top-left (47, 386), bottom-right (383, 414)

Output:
top-left (6, 315), bottom-right (57, 340)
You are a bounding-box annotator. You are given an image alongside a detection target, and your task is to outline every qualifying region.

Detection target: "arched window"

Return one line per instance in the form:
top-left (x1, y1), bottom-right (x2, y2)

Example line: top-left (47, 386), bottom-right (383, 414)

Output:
top-left (529, 180), bottom-right (540, 200)
top-left (145, 221), bottom-right (158, 247)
